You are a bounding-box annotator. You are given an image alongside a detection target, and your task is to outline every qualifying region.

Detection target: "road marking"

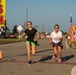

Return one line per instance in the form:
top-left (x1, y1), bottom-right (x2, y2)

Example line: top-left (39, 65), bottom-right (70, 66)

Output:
top-left (0, 60), bottom-right (76, 65)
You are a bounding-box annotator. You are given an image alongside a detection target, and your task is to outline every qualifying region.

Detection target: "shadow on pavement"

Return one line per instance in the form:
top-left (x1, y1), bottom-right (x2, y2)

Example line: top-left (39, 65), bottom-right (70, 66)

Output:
top-left (61, 55), bottom-right (75, 62)
top-left (3, 49), bottom-right (53, 59)
top-left (3, 53), bottom-right (27, 58)
top-left (39, 54), bottom-right (75, 62)
top-left (38, 55), bottom-right (52, 62)
top-left (36, 49), bottom-right (53, 54)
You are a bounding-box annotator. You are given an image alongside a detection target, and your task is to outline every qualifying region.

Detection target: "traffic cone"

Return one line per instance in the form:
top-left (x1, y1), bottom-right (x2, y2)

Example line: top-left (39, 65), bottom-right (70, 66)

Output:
top-left (0, 51), bottom-right (2, 59)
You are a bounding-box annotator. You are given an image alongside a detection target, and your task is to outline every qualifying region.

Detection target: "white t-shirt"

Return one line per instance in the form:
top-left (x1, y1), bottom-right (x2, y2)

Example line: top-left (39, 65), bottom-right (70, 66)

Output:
top-left (50, 31), bottom-right (62, 43)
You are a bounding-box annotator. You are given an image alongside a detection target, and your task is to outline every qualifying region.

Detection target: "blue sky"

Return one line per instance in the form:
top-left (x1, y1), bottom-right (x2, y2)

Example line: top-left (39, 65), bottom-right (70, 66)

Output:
top-left (6, 0), bottom-right (76, 32)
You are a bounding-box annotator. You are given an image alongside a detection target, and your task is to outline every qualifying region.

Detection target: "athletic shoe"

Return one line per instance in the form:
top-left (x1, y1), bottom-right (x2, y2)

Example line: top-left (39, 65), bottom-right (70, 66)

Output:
top-left (52, 54), bottom-right (56, 60)
top-left (28, 60), bottom-right (32, 65)
top-left (58, 59), bottom-right (62, 63)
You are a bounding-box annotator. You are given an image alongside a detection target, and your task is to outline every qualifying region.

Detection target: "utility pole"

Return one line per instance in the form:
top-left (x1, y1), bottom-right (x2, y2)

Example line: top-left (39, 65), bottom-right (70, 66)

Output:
top-left (48, 25), bottom-right (49, 33)
top-left (26, 7), bottom-right (29, 23)
top-left (43, 21), bottom-right (44, 32)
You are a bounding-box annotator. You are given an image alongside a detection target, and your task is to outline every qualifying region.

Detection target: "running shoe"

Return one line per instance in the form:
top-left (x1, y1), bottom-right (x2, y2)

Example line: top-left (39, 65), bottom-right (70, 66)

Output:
top-left (58, 59), bottom-right (62, 63)
top-left (52, 54), bottom-right (56, 60)
top-left (28, 60), bottom-right (32, 65)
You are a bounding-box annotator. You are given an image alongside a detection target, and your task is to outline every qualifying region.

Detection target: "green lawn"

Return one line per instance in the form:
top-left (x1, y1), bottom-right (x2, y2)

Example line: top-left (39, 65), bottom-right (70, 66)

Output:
top-left (0, 38), bottom-right (45, 45)
top-left (0, 38), bottom-right (26, 44)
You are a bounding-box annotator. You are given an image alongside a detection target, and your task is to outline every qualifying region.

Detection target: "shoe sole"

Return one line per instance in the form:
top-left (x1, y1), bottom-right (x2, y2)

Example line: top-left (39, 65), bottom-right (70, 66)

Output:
top-left (28, 63), bottom-right (32, 65)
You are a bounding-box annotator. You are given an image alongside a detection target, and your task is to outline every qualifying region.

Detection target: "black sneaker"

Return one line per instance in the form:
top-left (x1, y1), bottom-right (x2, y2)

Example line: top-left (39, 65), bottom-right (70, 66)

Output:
top-left (28, 60), bottom-right (32, 65)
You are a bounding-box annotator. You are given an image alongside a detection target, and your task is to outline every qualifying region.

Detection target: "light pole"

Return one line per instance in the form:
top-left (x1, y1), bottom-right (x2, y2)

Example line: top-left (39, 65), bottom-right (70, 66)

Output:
top-left (26, 7), bottom-right (29, 22)
top-left (42, 21), bottom-right (44, 32)
top-left (48, 25), bottom-right (50, 33)
top-left (34, 26), bottom-right (38, 28)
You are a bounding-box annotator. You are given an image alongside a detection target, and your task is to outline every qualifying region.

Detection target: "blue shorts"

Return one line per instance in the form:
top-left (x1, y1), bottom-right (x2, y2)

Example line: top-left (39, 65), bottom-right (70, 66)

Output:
top-left (52, 41), bottom-right (63, 49)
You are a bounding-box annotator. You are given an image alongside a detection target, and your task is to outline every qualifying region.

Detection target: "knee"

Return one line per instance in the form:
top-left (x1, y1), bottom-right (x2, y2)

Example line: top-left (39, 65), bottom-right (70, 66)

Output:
top-left (32, 52), bottom-right (35, 55)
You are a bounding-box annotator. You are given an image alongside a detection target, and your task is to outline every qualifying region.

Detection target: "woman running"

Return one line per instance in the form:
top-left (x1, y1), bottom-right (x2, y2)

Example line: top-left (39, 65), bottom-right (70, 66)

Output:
top-left (21, 21), bottom-right (40, 64)
top-left (48, 24), bottom-right (63, 63)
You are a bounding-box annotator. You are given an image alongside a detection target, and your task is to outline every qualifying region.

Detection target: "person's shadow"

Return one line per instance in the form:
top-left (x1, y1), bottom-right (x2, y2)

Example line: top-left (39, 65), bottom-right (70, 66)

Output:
top-left (38, 55), bottom-right (52, 62)
top-left (38, 55), bottom-right (75, 62)
top-left (61, 55), bottom-right (75, 62)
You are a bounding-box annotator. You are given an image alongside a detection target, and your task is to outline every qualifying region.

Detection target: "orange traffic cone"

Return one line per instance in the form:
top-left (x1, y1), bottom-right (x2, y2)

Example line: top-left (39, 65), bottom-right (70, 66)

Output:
top-left (0, 51), bottom-right (2, 59)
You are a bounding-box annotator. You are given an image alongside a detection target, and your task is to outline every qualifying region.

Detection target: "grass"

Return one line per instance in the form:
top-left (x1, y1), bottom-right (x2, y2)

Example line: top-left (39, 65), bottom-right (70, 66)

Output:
top-left (0, 38), bottom-right (46, 45)
top-left (0, 38), bottom-right (26, 45)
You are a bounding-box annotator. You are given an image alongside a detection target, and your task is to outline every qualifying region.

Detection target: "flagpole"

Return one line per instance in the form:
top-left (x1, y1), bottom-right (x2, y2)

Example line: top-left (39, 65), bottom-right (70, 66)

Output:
top-left (75, 32), bottom-right (76, 42)
top-left (69, 14), bottom-right (74, 42)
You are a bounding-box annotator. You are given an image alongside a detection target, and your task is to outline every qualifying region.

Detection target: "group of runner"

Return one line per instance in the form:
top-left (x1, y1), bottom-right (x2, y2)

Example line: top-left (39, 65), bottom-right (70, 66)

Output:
top-left (20, 21), bottom-right (63, 65)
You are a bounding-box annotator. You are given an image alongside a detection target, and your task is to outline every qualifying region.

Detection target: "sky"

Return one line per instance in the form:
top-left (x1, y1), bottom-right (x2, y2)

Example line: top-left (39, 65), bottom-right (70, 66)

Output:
top-left (6, 0), bottom-right (76, 32)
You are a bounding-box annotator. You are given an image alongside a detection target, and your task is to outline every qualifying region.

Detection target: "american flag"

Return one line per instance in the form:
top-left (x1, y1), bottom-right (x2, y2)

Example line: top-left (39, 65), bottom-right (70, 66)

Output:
top-left (69, 15), bottom-right (74, 42)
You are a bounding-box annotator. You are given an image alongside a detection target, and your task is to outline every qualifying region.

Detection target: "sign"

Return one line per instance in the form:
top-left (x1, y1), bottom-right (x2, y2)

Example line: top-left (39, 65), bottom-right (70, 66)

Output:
top-left (73, 25), bottom-right (76, 32)
top-left (17, 26), bottom-right (23, 32)
top-left (0, 0), bottom-right (6, 26)
top-left (17, 26), bottom-right (24, 40)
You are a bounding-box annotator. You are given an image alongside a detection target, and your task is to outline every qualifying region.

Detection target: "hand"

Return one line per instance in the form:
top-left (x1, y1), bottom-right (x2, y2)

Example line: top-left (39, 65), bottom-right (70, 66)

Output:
top-left (50, 43), bottom-right (52, 46)
top-left (34, 39), bottom-right (37, 42)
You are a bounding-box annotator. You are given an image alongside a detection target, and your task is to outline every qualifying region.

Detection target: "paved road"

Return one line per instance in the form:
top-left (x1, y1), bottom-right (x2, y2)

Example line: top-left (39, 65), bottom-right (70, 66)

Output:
top-left (0, 38), bottom-right (76, 75)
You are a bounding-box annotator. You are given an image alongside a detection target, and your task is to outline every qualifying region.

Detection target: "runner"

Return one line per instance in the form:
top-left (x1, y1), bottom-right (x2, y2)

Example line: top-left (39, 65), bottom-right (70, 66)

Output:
top-left (20, 21), bottom-right (40, 65)
top-left (48, 24), bottom-right (63, 63)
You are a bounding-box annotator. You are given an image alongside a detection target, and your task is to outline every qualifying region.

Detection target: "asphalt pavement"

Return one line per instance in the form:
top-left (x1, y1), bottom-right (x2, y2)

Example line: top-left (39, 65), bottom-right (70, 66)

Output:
top-left (0, 38), bottom-right (76, 75)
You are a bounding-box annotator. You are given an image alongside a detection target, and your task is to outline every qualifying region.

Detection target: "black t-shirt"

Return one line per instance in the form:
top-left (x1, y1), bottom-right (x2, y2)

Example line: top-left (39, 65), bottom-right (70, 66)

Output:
top-left (25, 28), bottom-right (37, 42)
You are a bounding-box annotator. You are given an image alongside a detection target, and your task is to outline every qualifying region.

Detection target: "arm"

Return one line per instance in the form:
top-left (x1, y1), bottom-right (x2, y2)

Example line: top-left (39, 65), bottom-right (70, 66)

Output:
top-left (59, 37), bottom-right (63, 40)
top-left (34, 32), bottom-right (40, 42)
top-left (48, 37), bottom-right (52, 45)
top-left (48, 33), bottom-right (52, 45)
top-left (20, 32), bottom-right (26, 39)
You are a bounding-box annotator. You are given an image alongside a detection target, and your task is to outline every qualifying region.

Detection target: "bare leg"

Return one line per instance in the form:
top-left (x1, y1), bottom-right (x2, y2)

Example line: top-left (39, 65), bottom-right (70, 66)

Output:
top-left (54, 47), bottom-right (57, 55)
top-left (52, 47), bottom-right (57, 60)
top-left (26, 44), bottom-right (31, 61)
top-left (31, 46), bottom-right (36, 55)
top-left (57, 46), bottom-right (62, 60)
